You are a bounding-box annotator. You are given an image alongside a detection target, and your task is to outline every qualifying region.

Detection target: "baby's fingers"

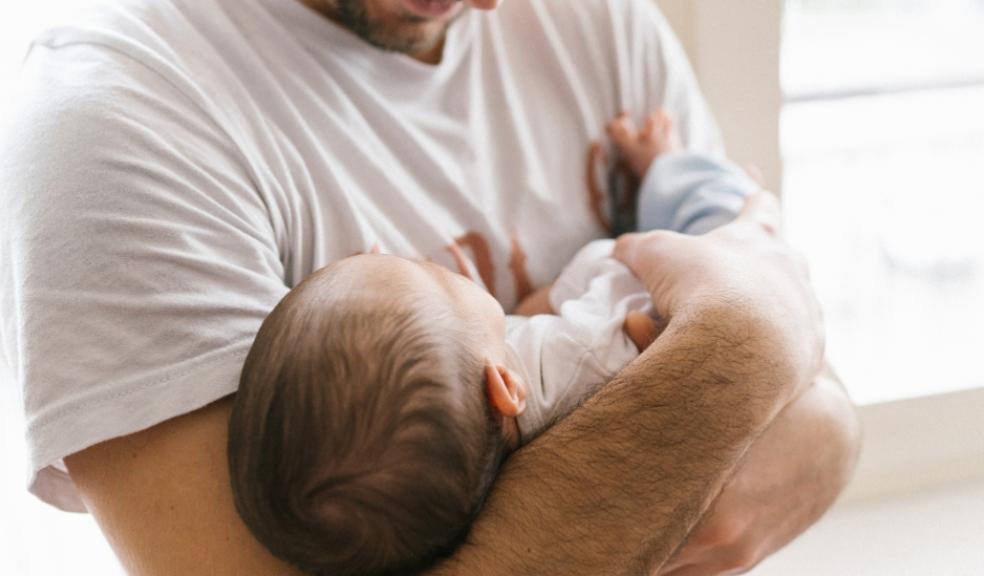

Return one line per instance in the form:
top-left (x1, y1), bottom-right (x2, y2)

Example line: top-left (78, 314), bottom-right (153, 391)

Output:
top-left (606, 113), bottom-right (638, 152)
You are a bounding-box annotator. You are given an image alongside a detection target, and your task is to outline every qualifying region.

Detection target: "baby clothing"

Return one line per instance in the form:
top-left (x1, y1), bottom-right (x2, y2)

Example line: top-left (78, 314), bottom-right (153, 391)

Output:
top-left (509, 151), bottom-right (758, 441)
top-left (508, 238), bottom-right (647, 439)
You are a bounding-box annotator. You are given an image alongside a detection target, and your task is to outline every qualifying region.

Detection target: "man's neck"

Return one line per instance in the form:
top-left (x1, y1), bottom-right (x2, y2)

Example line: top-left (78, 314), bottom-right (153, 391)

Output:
top-left (412, 38), bottom-right (446, 65)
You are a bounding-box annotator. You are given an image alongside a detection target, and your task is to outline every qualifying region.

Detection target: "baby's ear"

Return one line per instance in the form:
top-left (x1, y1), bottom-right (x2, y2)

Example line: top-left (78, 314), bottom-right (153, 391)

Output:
top-left (485, 362), bottom-right (527, 417)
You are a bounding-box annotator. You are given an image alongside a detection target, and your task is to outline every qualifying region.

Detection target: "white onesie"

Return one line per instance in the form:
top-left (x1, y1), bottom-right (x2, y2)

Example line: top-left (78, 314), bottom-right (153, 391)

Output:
top-left (508, 239), bottom-right (649, 441)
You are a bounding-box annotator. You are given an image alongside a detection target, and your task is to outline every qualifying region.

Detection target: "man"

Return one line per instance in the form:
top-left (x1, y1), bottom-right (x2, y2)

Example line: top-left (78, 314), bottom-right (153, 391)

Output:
top-left (0, 0), bottom-right (859, 574)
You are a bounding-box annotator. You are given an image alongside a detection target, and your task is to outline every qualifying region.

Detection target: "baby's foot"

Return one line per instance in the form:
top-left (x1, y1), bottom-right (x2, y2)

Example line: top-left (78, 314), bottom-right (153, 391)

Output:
top-left (606, 108), bottom-right (683, 180)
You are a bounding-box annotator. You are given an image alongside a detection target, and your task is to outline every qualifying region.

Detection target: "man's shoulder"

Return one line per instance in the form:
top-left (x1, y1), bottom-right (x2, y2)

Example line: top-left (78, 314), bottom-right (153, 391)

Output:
top-left (15, 0), bottom-right (260, 149)
top-left (28, 0), bottom-right (243, 95)
top-left (34, 0), bottom-right (204, 52)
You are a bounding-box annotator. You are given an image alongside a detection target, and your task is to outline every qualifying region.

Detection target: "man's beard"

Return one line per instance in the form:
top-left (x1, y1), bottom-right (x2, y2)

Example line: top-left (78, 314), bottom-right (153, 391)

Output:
top-left (332, 0), bottom-right (460, 56)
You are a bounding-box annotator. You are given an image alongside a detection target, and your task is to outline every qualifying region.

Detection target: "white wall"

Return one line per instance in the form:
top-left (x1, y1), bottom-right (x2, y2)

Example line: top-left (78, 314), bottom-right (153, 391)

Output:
top-left (659, 0), bottom-right (784, 193)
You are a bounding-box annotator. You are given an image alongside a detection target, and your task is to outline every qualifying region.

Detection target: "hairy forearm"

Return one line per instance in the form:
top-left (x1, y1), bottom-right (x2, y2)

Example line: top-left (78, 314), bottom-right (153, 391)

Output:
top-left (431, 302), bottom-right (793, 576)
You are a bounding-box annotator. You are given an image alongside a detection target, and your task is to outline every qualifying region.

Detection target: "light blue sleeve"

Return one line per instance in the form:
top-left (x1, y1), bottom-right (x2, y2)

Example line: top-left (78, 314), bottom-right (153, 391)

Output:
top-left (636, 152), bottom-right (760, 235)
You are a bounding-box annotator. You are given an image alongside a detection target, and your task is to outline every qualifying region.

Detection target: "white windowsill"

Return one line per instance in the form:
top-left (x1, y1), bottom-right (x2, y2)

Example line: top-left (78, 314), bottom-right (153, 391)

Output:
top-left (750, 385), bottom-right (984, 575)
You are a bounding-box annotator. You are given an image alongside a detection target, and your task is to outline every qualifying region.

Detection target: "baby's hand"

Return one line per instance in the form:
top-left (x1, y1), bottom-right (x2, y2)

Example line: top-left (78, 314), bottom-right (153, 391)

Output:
top-left (606, 108), bottom-right (682, 180)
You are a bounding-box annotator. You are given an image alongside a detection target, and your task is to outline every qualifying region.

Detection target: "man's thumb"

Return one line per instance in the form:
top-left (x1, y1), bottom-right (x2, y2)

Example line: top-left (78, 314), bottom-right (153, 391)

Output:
top-left (612, 232), bottom-right (644, 265)
top-left (612, 230), bottom-right (684, 270)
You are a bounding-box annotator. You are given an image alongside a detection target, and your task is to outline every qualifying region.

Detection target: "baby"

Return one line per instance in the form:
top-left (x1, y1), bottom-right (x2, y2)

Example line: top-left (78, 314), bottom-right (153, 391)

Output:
top-left (227, 110), bottom-right (759, 576)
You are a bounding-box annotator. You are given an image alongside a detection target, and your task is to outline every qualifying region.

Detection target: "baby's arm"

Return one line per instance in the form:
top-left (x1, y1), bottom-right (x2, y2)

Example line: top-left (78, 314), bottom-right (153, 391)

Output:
top-left (512, 283), bottom-right (555, 316)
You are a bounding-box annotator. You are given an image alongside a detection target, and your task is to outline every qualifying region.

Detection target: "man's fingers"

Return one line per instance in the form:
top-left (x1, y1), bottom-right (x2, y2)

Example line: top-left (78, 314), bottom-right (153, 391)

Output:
top-left (737, 190), bottom-right (782, 237)
top-left (612, 230), bottom-right (685, 270)
top-left (612, 231), bottom-right (655, 268)
top-left (612, 232), bottom-right (642, 263)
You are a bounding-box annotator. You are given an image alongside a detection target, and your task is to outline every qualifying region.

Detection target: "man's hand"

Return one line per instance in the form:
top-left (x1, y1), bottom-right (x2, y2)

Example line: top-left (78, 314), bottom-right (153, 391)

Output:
top-left (614, 191), bottom-right (825, 405)
top-left (617, 194), bottom-right (852, 575)
top-left (658, 365), bottom-right (860, 575)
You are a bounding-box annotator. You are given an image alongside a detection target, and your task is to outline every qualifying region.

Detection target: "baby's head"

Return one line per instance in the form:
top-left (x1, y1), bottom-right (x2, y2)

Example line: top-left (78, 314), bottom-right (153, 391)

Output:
top-left (228, 254), bottom-right (527, 576)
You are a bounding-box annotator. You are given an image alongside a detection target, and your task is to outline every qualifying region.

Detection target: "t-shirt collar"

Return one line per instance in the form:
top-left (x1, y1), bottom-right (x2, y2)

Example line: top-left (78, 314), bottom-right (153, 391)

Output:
top-left (255, 0), bottom-right (477, 84)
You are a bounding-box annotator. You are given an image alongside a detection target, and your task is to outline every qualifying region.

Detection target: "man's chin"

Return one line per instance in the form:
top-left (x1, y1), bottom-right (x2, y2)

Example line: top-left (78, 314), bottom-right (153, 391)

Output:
top-left (372, 8), bottom-right (462, 56)
top-left (324, 0), bottom-right (463, 57)
top-left (361, 22), bottom-right (447, 56)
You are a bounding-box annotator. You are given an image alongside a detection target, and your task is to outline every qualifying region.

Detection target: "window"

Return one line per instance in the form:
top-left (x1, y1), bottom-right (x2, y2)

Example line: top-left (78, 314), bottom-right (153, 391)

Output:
top-left (781, 0), bottom-right (984, 404)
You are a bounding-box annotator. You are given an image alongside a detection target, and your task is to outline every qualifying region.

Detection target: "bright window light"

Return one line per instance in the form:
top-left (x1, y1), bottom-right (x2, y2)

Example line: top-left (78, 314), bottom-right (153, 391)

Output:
top-left (782, 0), bottom-right (984, 404)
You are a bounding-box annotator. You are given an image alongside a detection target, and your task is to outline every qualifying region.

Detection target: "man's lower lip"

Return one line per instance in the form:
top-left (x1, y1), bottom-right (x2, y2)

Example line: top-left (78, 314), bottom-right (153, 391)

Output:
top-left (402, 0), bottom-right (459, 19)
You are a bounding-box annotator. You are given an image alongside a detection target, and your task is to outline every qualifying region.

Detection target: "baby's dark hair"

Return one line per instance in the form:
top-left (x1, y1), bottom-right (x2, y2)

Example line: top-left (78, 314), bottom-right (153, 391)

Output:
top-left (228, 265), bottom-right (508, 576)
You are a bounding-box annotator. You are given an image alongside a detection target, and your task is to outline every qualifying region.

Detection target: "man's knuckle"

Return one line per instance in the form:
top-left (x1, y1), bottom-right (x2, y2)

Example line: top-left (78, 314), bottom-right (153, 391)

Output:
top-left (725, 544), bottom-right (762, 573)
top-left (701, 517), bottom-right (743, 547)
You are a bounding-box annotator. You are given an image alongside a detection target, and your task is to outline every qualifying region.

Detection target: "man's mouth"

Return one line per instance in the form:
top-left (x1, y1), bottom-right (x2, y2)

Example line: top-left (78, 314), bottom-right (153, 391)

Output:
top-left (402, 0), bottom-right (460, 19)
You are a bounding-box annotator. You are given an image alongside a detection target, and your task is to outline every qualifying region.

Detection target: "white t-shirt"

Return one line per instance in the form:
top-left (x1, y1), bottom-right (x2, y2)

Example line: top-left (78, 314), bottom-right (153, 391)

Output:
top-left (0, 0), bottom-right (722, 511)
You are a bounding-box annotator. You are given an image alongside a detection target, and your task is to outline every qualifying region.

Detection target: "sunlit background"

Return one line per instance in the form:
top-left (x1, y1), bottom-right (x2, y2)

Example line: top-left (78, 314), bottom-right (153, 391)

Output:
top-left (782, 0), bottom-right (984, 405)
top-left (1, 0), bottom-right (982, 574)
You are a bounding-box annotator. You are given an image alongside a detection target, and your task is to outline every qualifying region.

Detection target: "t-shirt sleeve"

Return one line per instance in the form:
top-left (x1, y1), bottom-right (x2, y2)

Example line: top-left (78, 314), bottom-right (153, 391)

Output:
top-left (0, 40), bottom-right (288, 511)
top-left (636, 151), bottom-right (759, 235)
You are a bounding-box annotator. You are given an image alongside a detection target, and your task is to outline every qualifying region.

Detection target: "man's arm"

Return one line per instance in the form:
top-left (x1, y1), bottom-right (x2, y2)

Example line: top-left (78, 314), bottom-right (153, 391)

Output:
top-left (659, 364), bottom-right (861, 576)
top-left (66, 399), bottom-right (300, 576)
top-left (64, 305), bottom-right (791, 576)
top-left (67, 194), bottom-right (820, 575)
